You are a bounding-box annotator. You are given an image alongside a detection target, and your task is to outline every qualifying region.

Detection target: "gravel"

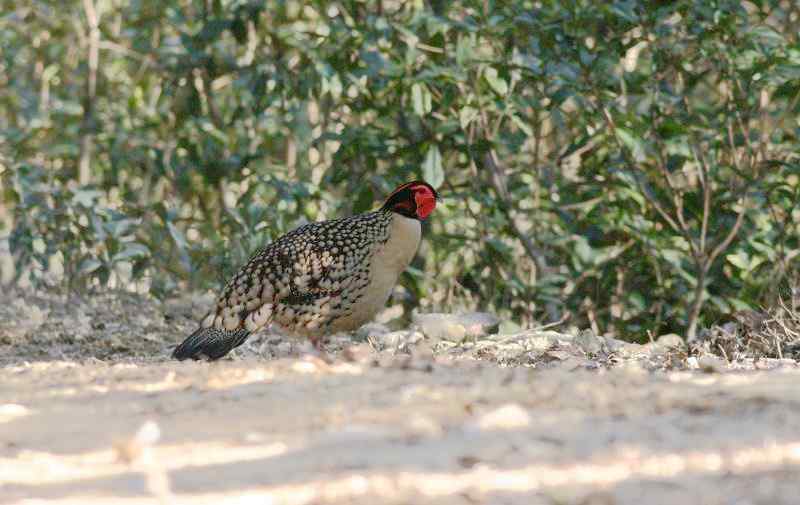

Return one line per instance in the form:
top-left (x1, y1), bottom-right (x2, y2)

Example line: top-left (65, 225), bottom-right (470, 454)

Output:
top-left (3, 288), bottom-right (800, 504)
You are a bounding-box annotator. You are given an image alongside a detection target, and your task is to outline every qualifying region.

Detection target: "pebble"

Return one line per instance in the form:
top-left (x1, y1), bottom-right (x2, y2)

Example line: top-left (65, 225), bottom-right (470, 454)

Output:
top-left (114, 420), bottom-right (161, 464)
top-left (513, 331), bottom-right (572, 351)
top-left (574, 329), bottom-right (603, 354)
top-left (0, 403), bottom-right (30, 423)
top-left (342, 343), bottom-right (373, 363)
top-left (375, 304), bottom-right (404, 324)
top-left (406, 414), bottom-right (443, 438)
top-left (616, 341), bottom-right (645, 358)
top-left (697, 355), bottom-right (727, 373)
top-left (0, 300), bottom-right (48, 340)
top-left (355, 322), bottom-right (390, 341)
top-left (470, 403), bottom-right (532, 431)
top-left (657, 333), bottom-right (685, 348)
top-left (369, 330), bottom-right (423, 351)
top-left (686, 354), bottom-right (728, 373)
top-left (413, 312), bottom-right (500, 340)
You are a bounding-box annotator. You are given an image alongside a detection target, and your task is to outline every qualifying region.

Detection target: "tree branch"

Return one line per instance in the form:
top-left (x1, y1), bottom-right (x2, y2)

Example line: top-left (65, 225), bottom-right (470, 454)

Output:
top-left (78, 0), bottom-right (100, 185)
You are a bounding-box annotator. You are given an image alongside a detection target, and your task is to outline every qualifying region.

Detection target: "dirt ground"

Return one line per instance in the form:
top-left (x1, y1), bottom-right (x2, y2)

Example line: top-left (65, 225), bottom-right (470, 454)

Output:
top-left (3, 290), bottom-right (800, 505)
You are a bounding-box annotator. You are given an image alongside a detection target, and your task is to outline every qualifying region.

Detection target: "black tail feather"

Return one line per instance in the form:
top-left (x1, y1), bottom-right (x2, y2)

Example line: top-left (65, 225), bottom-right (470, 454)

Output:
top-left (172, 326), bottom-right (252, 361)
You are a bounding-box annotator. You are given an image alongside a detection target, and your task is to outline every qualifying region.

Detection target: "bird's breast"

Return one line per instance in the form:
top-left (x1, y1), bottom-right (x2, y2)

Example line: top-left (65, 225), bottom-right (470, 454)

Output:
top-left (328, 214), bottom-right (422, 332)
top-left (373, 214), bottom-right (422, 273)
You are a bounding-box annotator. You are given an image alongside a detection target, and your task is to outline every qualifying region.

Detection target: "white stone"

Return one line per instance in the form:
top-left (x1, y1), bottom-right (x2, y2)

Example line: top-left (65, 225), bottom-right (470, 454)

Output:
top-left (657, 333), bottom-right (685, 348)
top-left (574, 329), bottom-right (603, 354)
top-left (698, 355), bottom-right (727, 373)
top-left (471, 403), bottom-right (532, 431)
top-left (413, 312), bottom-right (500, 340)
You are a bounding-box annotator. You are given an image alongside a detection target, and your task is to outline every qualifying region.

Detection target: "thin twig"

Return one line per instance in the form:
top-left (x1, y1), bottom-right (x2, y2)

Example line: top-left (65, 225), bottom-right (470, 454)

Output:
top-left (78, 0), bottom-right (100, 185)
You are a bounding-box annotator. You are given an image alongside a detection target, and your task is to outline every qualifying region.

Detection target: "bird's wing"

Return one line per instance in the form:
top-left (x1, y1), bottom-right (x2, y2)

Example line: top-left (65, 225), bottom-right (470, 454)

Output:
top-left (201, 213), bottom-right (389, 333)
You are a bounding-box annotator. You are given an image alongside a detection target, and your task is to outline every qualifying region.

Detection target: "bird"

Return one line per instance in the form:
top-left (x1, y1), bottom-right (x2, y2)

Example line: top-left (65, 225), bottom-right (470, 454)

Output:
top-left (172, 180), bottom-right (439, 360)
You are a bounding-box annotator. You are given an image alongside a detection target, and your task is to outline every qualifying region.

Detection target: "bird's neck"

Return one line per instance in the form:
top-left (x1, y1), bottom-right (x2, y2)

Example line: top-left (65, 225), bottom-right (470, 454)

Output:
top-left (376, 213), bottom-right (422, 271)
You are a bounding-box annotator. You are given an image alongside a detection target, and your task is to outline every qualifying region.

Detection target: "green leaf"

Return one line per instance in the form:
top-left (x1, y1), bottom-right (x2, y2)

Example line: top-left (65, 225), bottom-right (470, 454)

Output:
top-left (105, 218), bottom-right (138, 238)
top-left (72, 189), bottom-right (102, 207)
top-left (484, 67), bottom-right (508, 96)
top-left (423, 145), bottom-right (444, 189)
top-left (487, 238), bottom-right (512, 257)
top-left (456, 35), bottom-right (473, 66)
top-left (167, 222), bottom-right (189, 251)
top-left (608, 2), bottom-right (639, 22)
top-left (79, 258), bottom-right (102, 274)
top-left (459, 106), bottom-right (479, 130)
top-left (511, 114), bottom-right (533, 136)
top-left (726, 252), bottom-right (749, 270)
top-left (113, 243), bottom-right (150, 262)
top-left (573, 236), bottom-right (595, 265)
top-left (615, 127), bottom-right (646, 161)
top-left (657, 120), bottom-right (688, 139)
top-left (196, 19), bottom-right (231, 44)
top-left (746, 26), bottom-right (785, 48)
top-left (411, 82), bottom-right (432, 116)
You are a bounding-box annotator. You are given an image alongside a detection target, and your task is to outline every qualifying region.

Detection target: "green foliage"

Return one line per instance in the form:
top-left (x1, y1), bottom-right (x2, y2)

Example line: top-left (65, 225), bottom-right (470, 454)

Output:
top-left (2, 0), bottom-right (800, 340)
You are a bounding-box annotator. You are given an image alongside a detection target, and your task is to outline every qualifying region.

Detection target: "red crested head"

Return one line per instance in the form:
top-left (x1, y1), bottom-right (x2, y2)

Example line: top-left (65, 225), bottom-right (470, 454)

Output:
top-left (381, 180), bottom-right (439, 221)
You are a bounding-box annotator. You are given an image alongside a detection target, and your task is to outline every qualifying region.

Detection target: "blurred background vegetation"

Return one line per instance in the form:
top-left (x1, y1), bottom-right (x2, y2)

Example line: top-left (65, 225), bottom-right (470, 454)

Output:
top-left (2, 0), bottom-right (800, 341)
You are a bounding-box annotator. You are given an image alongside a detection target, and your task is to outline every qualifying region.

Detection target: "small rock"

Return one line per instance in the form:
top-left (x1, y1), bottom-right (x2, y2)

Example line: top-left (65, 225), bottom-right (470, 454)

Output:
top-left (504, 330), bottom-right (571, 351)
top-left (656, 333), bottom-right (685, 349)
top-left (369, 330), bottom-right (422, 351)
top-left (601, 337), bottom-right (628, 352)
top-left (134, 421), bottom-right (161, 446)
top-left (754, 358), bottom-right (780, 370)
top-left (471, 403), bottom-right (532, 431)
top-left (686, 356), bottom-right (700, 370)
top-left (411, 341), bottom-right (435, 360)
top-left (458, 455), bottom-right (482, 468)
top-left (698, 354), bottom-right (727, 373)
top-left (499, 320), bottom-right (522, 334)
top-left (342, 343), bottom-right (373, 363)
top-left (375, 304), bottom-right (404, 324)
top-left (291, 360), bottom-right (321, 374)
top-left (0, 404), bottom-right (30, 423)
top-left (543, 349), bottom-right (574, 362)
top-left (618, 359), bottom-right (647, 374)
top-left (413, 312), bottom-right (500, 340)
top-left (114, 420), bottom-right (161, 464)
top-left (273, 341), bottom-right (292, 358)
top-left (642, 334), bottom-right (681, 358)
top-left (527, 334), bottom-right (559, 352)
top-left (406, 414), bottom-right (443, 438)
top-left (578, 491), bottom-right (617, 505)
top-left (416, 318), bottom-right (465, 340)
top-left (734, 309), bottom-right (768, 330)
top-left (0, 300), bottom-right (48, 341)
top-left (562, 356), bottom-right (593, 370)
top-left (574, 329), bottom-right (603, 354)
top-left (615, 341), bottom-right (644, 358)
top-left (355, 322), bottom-right (390, 341)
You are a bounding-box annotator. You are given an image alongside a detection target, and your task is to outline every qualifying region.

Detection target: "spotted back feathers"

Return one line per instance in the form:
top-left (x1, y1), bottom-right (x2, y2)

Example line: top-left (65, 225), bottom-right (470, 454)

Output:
top-left (203, 210), bottom-right (396, 338)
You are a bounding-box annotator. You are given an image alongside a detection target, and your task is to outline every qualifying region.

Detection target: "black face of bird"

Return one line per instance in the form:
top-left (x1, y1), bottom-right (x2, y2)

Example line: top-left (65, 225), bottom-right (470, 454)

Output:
top-left (381, 180), bottom-right (439, 221)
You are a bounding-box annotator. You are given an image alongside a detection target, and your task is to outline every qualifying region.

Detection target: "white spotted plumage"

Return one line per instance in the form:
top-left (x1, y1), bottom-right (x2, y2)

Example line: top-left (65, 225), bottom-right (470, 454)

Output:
top-left (210, 211), bottom-right (415, 340)
top-left (172, 180), bottom-right (437, 360)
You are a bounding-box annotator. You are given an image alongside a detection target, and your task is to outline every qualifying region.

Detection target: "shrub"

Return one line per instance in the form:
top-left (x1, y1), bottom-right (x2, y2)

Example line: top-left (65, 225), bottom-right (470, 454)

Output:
top-left (2, 0), bottom-right (799, 340)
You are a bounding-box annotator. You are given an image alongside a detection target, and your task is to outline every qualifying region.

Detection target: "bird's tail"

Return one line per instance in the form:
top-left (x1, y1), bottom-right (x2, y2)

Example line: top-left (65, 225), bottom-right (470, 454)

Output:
top-left (172, 326), bottom-right (251, 361)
